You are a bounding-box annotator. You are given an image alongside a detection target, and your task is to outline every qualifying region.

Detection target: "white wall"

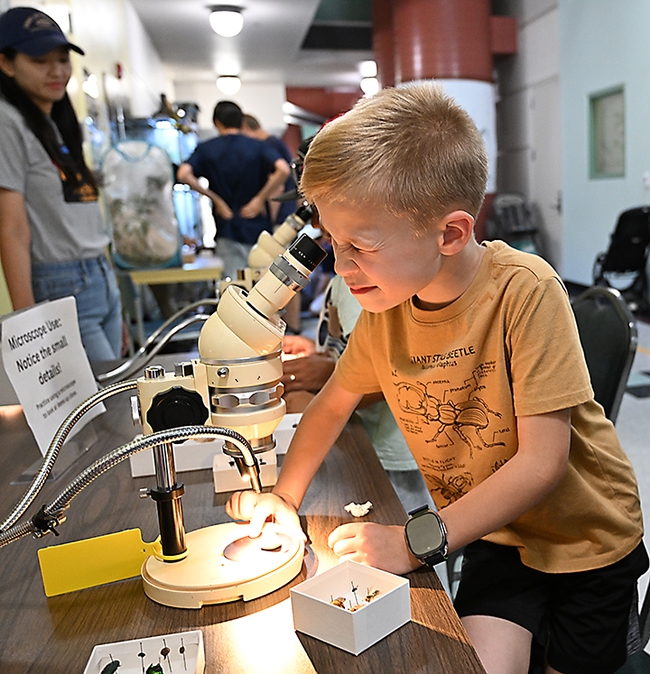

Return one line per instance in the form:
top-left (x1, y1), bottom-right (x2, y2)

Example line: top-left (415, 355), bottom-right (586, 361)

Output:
top-left (124, 0), bottom-right (173, 117)
top-left (174, 80), bottom-right (288, 138)
top-left (560, 0), bottom-right (650, 284)
top-left (69, 0), bottom-right (171, 118)
top-left (495, 0), bottom-right (562, 270)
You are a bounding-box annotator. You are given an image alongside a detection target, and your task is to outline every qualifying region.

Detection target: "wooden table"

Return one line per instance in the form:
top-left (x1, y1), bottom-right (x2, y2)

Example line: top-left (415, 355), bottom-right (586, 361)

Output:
top-left (0, 359), bottom-right (485, 673)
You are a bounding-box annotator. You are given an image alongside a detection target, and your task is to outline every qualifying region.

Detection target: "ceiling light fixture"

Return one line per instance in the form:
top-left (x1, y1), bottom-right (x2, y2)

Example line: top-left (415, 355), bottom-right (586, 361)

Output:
top-left (360, 60), bottom-right (377, 78)
top-left (209, 5), bottom-right (244, 37)
top-left (360, 77), bottom-right (380, 96)
top-left (217, 75), bottom-right (241, 95)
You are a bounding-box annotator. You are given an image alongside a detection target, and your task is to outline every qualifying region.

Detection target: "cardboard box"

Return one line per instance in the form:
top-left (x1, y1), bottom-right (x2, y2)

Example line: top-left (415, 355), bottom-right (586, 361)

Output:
top-left (290, 560), bottom-right (411, 655)
top-left (213, 448), bottom-right (277, 492)
top-left (83, 630), bottom-right (204, 674)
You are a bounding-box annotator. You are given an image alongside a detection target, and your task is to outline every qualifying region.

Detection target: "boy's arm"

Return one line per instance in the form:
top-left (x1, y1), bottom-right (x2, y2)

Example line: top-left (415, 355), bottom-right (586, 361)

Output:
top-left (328, 408), bottom-right (571, 574)
top-left (226, 375), bottom-right (362, 535)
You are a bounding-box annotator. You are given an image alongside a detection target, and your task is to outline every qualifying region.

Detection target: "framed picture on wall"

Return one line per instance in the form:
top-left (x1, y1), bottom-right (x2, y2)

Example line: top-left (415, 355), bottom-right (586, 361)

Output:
top-left (589, 86), bottom-right (625, 179)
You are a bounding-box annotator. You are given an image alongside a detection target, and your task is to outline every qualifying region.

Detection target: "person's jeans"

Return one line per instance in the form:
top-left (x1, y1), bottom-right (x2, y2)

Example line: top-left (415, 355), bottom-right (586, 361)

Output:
top-left (32, 255), bottom-right (122, 361)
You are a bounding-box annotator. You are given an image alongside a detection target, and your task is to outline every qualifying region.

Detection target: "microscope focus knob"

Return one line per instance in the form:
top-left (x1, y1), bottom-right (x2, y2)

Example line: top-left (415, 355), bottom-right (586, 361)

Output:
top-left (144, 365), bottom-right (165, 379)
top-left (146, 386), bottom-right (209, 432)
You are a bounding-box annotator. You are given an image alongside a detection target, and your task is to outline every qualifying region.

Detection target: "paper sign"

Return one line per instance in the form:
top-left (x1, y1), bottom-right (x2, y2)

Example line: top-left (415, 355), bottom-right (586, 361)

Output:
top-left (1, 297), bottom-right (103, 454)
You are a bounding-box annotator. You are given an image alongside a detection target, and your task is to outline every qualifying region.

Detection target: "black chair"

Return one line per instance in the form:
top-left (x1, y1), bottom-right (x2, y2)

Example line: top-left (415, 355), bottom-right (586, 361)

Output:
top-left (569, 286), bottom-right (649, 670)
top-left (571, 286), bottom-right (638, 424)
top-left (593, 206), bottom-right (650, 315)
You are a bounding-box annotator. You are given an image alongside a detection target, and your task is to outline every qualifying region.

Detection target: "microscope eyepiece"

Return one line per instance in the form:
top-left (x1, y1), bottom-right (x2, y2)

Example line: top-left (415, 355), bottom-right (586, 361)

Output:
top-left (293, 203), bottom-right (313, 225)
top-left (287, 233), bottom-right (327, 272)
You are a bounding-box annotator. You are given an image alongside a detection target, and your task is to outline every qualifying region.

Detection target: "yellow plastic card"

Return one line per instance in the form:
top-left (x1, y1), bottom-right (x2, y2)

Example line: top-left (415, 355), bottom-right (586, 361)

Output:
top-left (38, 528), bottom-right (160, 597)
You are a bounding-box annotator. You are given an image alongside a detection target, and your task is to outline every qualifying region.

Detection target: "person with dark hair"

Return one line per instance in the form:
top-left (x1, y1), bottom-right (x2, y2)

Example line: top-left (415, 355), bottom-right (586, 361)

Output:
top-left (177, 100), bottom-right (290, 280)
top-left (241, 113), bottom-right (297, 225)
top-left (0, 7), bottom-right (122, 361)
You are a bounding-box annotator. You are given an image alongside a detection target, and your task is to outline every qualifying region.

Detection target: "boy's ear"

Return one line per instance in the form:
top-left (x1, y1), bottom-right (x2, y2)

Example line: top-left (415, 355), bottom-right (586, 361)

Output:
top-left (439, 210), bottom-right (475, 255)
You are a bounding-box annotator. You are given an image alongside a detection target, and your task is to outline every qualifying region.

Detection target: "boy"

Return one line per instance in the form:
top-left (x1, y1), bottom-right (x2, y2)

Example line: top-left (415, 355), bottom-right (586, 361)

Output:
top-left (226, 83), bottom-right (647, 674)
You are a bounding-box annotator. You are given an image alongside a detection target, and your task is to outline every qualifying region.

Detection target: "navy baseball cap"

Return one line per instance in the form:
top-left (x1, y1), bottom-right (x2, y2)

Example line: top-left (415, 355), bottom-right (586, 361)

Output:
top-left (0, 7), bottom-right (84, 57)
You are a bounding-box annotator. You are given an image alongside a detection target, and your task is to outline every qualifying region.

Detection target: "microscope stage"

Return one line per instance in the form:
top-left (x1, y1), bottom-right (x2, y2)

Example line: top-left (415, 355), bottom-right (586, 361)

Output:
top-left (141, 522), bottom-right (305, 608)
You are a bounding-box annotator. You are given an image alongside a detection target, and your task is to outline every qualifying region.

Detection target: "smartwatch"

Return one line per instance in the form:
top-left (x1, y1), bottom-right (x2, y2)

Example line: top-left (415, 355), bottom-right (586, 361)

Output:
top-left (404, 505), bottom-right (449, 567)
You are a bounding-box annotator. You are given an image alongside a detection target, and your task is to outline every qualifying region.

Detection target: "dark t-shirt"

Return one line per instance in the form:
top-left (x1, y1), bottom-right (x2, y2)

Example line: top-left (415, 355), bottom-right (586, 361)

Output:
top-left (265, 135), bottom-right (297, 224)
top-left (187, 133), bottom-right (281, 244)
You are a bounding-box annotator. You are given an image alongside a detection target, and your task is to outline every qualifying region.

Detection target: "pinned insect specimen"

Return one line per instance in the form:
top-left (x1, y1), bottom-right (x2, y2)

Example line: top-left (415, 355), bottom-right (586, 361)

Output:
top-left (365, 588), bottom-right (381, 602)
top-left (160, 639), bottom-right (172, 672)
top-left (330, 595), bottom-right (346, 608)
top-left (146, 664), bottom-right (164, 674)
top-left (100, 655), bottom-right (120, 674)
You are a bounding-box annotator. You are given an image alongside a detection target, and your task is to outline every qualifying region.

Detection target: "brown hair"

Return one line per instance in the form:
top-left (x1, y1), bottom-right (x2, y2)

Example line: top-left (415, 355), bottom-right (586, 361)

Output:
top-left (300, 83), bottom-right (487, 229)
top-left (242, 113), bottom-right (261, 131)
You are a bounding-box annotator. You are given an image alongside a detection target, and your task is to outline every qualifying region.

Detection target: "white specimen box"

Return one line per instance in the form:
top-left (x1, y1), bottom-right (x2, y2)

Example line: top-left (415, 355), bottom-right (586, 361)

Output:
top-left (213, 448), bottom-right (277, 493)
top-left (127, 414), bottom-right (301, 478)
top-left (83, 630), bottom-right (204, 674)
top-left (290, 560), bottom-right (411, 655)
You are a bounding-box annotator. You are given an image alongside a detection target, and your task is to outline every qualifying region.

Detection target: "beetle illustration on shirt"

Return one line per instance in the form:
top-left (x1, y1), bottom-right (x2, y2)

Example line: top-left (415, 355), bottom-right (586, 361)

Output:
top-left (395, 375), bottom-right (506, 458)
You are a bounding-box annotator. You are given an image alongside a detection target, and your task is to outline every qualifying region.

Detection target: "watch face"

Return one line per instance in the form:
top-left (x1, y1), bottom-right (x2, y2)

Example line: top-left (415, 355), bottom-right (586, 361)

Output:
top-left (406, 511), bottom-right (444, 557)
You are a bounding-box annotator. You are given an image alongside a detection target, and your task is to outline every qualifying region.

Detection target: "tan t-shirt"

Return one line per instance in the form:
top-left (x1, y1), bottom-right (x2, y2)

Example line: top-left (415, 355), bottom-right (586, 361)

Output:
top-left (335, 241), bottom-right (643, 573)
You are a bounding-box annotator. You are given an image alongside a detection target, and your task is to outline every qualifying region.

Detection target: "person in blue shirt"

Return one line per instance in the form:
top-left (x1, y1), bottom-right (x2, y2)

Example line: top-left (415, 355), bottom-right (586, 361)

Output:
top-left (177, 101), bottom-right (290, 280)
top-left (241, 113), bottom-right (297, 225)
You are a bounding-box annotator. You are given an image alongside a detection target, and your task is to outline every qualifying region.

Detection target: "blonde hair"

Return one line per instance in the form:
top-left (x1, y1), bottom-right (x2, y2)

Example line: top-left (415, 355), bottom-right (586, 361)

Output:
top-left (300, 83), bottom-right (488, 228)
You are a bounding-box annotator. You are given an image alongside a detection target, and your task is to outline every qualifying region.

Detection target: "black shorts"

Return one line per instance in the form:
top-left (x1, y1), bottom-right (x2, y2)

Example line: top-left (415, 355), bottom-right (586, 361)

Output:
top-left (453, 540), bottom-right (649, 674)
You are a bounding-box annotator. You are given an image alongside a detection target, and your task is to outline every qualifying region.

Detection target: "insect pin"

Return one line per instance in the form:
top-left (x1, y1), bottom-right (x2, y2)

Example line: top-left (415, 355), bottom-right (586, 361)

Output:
top-left (138, 643), bottom-right (146, 674)
top-left (100, 655), bottom-right (120, 674)
top-left (350, 581), bottom-right (360, 605)
top-left (179, 638), bottom-right (187, 671)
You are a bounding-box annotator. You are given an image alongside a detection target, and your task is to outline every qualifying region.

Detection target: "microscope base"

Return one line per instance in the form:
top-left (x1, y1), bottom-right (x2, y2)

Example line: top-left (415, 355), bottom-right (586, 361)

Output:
top-left (141, 521), bottom-right (305, 608)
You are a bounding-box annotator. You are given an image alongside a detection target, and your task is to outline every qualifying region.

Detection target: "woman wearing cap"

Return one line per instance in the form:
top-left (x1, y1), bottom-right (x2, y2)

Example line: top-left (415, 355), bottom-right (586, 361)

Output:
top-left (0, 7), bottom-right (122, 361)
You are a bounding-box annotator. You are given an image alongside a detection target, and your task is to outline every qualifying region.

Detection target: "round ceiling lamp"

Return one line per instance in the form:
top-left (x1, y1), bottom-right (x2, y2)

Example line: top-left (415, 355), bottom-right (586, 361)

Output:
top-left (360, 77), bottom-right (380, 96)
top-left (209, 5), bottom-right (244, 37)
top-left (217, 75), bottom-right (241, 95)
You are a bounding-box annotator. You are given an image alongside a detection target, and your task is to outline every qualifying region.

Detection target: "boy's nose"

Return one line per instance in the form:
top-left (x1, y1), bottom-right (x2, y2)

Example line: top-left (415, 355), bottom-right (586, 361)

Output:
top-left (333, 253), bottom-right (355, 277)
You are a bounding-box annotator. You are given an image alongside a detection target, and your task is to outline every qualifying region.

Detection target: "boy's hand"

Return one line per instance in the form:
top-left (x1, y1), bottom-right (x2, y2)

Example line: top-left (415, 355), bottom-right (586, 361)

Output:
top-left (226, 490), bottom-right (302, 538)
top-left (328, 522), bottom-right (423, 575)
